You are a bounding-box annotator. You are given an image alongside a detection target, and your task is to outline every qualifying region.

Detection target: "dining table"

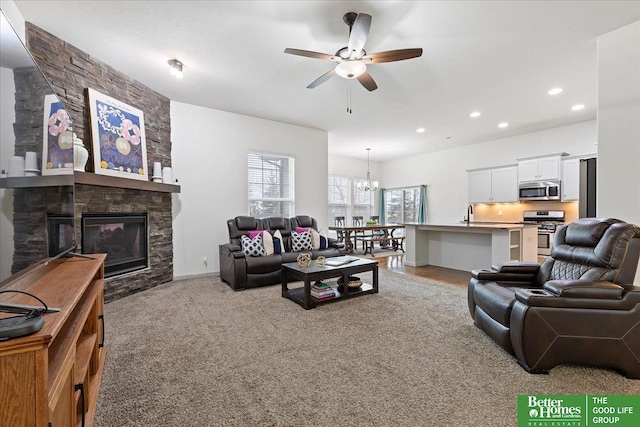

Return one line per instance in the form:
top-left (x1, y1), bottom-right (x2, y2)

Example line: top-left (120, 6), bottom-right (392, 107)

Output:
top-left (328, 223), bottom-right (405, 254)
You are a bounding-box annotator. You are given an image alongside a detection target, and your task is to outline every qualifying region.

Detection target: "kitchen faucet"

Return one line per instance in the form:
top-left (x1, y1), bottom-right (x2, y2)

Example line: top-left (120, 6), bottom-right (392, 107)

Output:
top-left (465, 205), bottom-right (474, 224)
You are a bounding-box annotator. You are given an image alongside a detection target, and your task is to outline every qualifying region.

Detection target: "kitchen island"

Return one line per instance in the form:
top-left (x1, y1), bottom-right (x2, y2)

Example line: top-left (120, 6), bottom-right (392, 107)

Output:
top-left (404, 222), bottom-right (538, 271)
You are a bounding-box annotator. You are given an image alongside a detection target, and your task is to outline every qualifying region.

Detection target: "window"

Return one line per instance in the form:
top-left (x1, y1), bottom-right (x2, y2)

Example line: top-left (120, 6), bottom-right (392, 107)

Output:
top-left (328, 176), bottom-right (373, 223)
top-left (328, 176), bottom-right (349, 220)
top-left (385, 187), bottom-right (420, 224)
top-left (248, 152), bottom-right (294, 218)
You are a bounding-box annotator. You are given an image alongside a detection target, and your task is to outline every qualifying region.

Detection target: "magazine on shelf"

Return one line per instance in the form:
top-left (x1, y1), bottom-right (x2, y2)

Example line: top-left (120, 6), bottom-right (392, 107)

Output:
top-left (324, 256), bottom-right (359, 267)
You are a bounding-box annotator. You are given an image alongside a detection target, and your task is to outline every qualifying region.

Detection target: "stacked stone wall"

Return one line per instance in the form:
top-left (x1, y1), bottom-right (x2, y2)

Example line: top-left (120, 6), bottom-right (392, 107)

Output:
top-left (16, 23), bottom-right (175, 301)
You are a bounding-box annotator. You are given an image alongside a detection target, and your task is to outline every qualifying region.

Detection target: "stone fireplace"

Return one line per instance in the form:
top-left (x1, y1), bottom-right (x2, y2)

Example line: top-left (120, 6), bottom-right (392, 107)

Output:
top-left (74, 183), bottom-right (173, 301)
top-left (20, 23), bottom-right (177, 302)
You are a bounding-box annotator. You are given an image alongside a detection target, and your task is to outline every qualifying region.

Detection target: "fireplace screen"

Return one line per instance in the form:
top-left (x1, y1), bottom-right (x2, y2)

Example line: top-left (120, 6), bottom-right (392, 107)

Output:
top-left (82, 213), bottom-right (148, 277)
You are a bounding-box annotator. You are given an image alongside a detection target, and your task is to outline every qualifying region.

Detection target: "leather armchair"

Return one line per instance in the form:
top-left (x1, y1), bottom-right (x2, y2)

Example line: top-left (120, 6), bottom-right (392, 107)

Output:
top-left (468, 218), bottom-right (640, 378)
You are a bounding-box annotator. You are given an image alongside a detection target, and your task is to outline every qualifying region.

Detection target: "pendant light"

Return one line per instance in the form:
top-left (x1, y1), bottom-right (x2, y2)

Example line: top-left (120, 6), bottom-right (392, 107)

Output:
top-left (357, 148), bottom-right (379, 191)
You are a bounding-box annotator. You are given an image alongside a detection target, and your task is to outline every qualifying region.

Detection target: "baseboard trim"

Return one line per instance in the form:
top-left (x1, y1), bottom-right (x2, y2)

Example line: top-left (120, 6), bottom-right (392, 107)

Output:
top-left (405, 261), bottom-right (429, 267)
top-left (172, 272), bottom-right (219, 282)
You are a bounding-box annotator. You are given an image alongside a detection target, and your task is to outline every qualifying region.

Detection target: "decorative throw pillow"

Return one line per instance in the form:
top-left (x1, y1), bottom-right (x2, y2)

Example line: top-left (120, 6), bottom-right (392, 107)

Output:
top-left (262, 230), bottom-right (275, 255)
top-left (291, 230), bottom-right (313, 252)
top-left (248, 230), bottom-right (263, 239)
top-left (272, 230), bottom-right (285, 253)
top-left (247, 230), bottom-right (276, 255)
top-left (295, 227), bottom-right (327, 250)
top-left (310, 229), bottom-right (328, 250)
top-left (241, 234), bottom-right (267, 257)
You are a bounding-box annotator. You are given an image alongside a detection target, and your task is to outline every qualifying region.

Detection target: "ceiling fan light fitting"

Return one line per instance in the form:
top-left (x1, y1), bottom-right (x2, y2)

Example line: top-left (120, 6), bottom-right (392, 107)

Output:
top-left (335, 61), bottom-right (366, 79)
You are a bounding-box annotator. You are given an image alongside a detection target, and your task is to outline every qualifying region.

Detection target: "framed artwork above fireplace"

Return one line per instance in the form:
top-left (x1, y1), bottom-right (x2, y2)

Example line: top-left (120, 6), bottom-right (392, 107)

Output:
top-left (42, 94), bottom-right (74, 175)
top-left (87, 88), bottom-right (148, 181)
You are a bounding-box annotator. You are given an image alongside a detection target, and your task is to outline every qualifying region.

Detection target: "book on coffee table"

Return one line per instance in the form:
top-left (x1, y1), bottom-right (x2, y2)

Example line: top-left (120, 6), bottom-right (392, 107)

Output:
top-left (324, 256), bottom-right (359, 266)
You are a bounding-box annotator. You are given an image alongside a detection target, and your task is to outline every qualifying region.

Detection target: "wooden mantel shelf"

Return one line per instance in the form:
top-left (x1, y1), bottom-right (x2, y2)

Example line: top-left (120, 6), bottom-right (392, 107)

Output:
top-left (74, 171), bottom-right (180, 193)
top-left (0, 171), bottom-right (180, 193)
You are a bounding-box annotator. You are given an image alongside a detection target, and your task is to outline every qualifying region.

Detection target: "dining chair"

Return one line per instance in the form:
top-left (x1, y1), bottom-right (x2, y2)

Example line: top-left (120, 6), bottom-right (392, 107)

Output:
top-left (334, 216), bottom-right (345, 242)
top-left (352, 216), bottom-right (365, 251)
top-left (369, 215), bottom-right (385, 241)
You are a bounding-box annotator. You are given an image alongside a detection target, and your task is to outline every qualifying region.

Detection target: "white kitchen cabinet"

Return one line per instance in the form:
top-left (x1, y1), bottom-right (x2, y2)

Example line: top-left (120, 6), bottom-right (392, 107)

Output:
top-left (518, 154), bottom-right (565, 182)
top-left (491, 167), bottom-right (518, 202)
top-left (468, 166), bottom-right (518, 203)
top-left (468, 169), bottom-right (492, 203)
top-left (562, 158), bottom-right (580, 201)
top-left (518, 159), bottom-right (541, 182)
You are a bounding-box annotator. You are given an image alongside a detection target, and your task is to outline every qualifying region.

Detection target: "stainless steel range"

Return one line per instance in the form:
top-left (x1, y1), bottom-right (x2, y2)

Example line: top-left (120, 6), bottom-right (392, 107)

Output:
top-left (523, 210), bottom-right (566, 256)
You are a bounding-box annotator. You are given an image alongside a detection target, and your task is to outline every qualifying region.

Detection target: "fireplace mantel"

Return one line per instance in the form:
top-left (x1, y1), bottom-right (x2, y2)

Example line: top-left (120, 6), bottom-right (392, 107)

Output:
top-left (0, 171), bottom-right (180, 193)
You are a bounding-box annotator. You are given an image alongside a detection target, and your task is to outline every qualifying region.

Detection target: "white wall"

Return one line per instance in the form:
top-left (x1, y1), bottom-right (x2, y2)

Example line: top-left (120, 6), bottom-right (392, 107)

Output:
top-left (380, 120), bottom-right (597, 223)
top-left (0, 0), bottom-right (25, 41)
top-left (1, 67), bottom-right (15, 279)
top-left (597, 21), bottom-right (640, 284)
top-left (328, 155), bottom-right (382, 179)
top-left (597, 22), bottom-right (640, 222)
top-left (171, 101), bottom-right (328, 279)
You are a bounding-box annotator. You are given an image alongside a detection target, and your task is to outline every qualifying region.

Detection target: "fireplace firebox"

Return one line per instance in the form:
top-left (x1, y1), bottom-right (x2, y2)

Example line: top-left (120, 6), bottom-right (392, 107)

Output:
top-left (81, 213), bottom-right (148, 277)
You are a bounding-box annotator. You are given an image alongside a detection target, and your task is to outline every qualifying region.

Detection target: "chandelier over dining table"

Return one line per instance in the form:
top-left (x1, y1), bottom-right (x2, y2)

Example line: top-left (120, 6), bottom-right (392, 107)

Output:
top-left (357, 148), bottom-right (379, 191)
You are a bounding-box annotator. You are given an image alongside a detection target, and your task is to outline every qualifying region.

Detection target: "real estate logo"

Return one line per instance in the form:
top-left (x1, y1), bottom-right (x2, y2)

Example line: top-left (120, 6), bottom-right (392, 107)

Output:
top-left (518, 395), bottom-right (640, 427)
top-left (519, 395), bottom-right (584, 425)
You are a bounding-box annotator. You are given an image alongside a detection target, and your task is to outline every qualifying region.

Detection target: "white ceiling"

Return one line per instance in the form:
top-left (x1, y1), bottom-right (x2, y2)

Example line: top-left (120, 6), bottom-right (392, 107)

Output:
top-left (11, 1), bottom-right (640, 162)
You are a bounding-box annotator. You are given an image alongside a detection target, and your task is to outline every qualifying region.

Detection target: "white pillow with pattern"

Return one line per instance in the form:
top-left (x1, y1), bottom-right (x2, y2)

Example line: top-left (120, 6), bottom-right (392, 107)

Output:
top-left (291, 230), bottom-right (313, 252)
top-left (241, 234), bottom-right (267, 257)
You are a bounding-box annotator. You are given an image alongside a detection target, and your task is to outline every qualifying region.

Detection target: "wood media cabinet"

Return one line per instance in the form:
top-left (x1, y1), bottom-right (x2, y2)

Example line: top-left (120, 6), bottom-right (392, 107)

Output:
top-left (0, 254), bottom-right (107, 427)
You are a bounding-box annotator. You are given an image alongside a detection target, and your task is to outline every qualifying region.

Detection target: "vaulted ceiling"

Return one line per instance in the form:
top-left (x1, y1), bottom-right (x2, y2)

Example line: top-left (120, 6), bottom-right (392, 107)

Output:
top-left (12, 1), bottom-right (640, 161)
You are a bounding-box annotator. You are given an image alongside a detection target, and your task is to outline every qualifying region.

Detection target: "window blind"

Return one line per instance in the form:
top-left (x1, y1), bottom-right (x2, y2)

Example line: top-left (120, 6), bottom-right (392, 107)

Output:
top-left (248, 152), bottom-right (295, 218)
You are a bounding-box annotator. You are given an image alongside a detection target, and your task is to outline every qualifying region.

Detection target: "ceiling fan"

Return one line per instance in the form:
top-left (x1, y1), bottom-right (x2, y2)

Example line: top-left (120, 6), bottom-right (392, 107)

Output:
top-left (284, 12), bottom-right (422, 92)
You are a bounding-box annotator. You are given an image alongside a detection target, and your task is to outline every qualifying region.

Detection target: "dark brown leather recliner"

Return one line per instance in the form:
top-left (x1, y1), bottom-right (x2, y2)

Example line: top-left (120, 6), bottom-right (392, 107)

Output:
top-left (468, 218), bottom-right (640, 378)
top-left (219, 215), bottom-right (344, 291)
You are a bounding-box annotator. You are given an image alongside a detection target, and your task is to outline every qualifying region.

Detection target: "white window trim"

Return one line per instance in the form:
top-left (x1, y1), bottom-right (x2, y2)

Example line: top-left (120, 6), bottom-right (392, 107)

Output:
top-left (248, 151), bottom-right (295, 218)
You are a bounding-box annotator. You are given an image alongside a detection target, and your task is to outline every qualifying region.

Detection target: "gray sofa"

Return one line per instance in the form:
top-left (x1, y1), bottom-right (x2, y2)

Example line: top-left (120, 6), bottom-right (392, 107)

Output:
top-left (219, 215), bottom-right (345, 291)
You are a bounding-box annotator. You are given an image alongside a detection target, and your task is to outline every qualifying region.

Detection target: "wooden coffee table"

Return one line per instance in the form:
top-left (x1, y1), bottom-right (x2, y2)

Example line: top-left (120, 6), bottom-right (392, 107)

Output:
top-left (281, 257), bottom-right (378, 310)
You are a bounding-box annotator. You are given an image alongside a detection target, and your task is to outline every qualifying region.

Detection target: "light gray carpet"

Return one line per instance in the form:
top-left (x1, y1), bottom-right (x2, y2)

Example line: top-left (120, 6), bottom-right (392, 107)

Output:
top-left (94, 270), bottom-right (639, 426)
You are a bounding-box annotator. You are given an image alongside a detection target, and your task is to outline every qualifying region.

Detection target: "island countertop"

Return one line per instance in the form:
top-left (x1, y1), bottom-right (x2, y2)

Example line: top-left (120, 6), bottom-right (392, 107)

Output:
top-left (404, 222), bottom-right (539, 230)
top-left (403, 222), bottom-right (539, 270)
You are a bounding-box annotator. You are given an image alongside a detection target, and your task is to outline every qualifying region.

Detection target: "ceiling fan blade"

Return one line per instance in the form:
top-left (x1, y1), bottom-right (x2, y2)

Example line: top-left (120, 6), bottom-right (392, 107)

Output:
top-left (362, 48), bottom-right (423, 63)
top-left (347, 13), bottom-right (372, 58)
top-left (284, 48), bottom-right (337, 61)
top-left (307, 68), bottom-right (337, 89)
top-left (356, 71), bottom-right (378, 92)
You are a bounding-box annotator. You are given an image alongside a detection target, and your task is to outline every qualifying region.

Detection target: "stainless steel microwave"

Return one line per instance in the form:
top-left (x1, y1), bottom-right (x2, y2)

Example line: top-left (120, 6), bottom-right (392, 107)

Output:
top-left (518, 180), bottom-right (561, 201)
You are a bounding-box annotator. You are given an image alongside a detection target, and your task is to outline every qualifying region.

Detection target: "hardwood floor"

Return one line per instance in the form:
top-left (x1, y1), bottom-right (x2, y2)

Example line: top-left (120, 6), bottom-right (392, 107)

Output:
top-left (365, 253), bottom-right (471, 288)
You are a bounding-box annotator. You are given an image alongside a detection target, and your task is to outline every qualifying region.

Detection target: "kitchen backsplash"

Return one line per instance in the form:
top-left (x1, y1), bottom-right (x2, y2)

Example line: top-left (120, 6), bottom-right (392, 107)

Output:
top-left (473, 201), bottom-right (578, 223)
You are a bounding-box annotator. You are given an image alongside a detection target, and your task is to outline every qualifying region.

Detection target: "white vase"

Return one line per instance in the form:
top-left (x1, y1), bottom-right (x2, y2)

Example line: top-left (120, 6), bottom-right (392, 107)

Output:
top-left (73, 136), bottom-right (89, 171)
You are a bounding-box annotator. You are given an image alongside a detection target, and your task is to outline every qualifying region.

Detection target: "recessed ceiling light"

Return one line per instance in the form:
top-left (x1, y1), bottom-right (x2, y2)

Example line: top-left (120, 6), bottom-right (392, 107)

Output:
top-left (498, 122), bottom-right (509, 128)
top-left (416, 128), bottom-right (426, 133)
top-left (470, 111), bottom-right (481, 118)
top-left (168, 59), bottom-right (183, 79)
top-left (548, 87), bottom-right (563, 95)
top-left (571, 104), bottom-right (585, 111)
